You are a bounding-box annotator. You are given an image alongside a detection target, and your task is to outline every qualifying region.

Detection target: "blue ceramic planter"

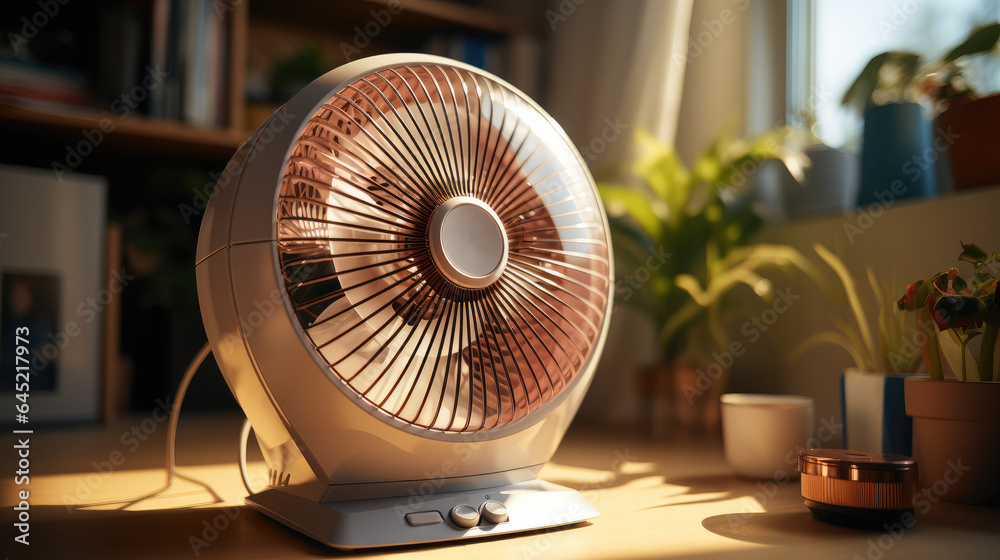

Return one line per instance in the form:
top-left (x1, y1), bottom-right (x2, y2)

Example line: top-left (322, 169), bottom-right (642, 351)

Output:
top-left (857, 103), bottom-right (935, 207)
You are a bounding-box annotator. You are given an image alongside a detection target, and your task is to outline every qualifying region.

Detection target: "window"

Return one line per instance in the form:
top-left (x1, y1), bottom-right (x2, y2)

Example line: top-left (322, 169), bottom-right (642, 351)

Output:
top-left (790, 0), bottom-right (1000, 149)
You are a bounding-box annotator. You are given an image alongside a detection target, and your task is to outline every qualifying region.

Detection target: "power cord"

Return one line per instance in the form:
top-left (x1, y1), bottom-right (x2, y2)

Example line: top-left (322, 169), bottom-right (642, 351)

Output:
top-left (119, 342), bottom-right (223, 509)
top-left (165, 342), bottom-right (214, 487)
top-left (239, 418), bottom-right (258, 494)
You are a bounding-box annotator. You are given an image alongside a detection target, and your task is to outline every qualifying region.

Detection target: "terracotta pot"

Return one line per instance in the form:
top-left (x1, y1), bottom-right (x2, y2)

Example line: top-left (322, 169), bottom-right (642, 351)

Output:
top-left (936, 93), bottom-right (1000, 190)
top-left (639, 361), bottom-right (723, 439)
top-left (904, 377), bottom-right (1000, 506)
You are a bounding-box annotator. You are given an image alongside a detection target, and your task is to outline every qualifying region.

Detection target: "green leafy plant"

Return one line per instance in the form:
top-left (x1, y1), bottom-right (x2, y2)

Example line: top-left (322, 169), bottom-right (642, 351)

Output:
top-left (897, 242), bottom-right (999, 381)
top-left (790, 243), bottom-right (918, 373)
top-left (268, 41), bottom-right (330, 104)
top-left (598, 128), bottom-right (822, 364)
top-left (842, 22), bottom-right (1000, 113)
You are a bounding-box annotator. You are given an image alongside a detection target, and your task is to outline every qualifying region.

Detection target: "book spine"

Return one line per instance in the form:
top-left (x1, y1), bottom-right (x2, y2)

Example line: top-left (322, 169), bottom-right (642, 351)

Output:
top-left (149, 0), bottom-right (169, 118)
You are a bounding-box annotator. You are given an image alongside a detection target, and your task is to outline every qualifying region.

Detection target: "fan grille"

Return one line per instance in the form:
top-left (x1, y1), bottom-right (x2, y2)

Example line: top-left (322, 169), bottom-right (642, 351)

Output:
top-left (275, 63), bottom-right (610, 433)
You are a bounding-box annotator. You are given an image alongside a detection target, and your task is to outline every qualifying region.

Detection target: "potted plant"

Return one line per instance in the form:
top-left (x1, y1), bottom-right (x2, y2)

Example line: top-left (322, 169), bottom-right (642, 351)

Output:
top-left (926, 23), bottom-right (1000, 190)
top-left (783, 143), bottom-right (859, 219)
top-left (598, 128), bottom-right (821, 436)
top-left (791, 243), bottom-right (918, 455)
top-left (842, 22), bottom-right (1000, 203)
top-left (843, 50), bottom-right (934, 206)
top-left (897, 242), bottom-right (1000, 506)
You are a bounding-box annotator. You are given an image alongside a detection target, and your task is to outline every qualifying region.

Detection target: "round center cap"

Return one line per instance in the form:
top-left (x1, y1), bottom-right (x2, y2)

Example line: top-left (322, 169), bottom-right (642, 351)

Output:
top-left (429, 197), bottom-right (508, 289)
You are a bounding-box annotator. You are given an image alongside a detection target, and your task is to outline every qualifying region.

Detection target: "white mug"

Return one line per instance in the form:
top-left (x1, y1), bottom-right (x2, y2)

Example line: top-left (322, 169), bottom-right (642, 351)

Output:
top-left (720, 393), bottom-right (815, 480)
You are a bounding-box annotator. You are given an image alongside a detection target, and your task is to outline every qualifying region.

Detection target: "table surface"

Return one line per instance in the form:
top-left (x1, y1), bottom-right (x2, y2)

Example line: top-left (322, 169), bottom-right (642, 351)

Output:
top-left (5, 414), bottom-right (999, 559)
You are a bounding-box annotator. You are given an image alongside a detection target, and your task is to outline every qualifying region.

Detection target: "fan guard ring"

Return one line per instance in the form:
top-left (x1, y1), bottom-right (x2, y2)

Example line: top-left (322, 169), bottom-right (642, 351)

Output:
top-left (274, 60), bottom-right (612, 435)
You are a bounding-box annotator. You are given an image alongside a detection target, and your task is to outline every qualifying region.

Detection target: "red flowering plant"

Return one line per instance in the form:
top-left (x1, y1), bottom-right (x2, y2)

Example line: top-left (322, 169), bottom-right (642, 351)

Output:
top-left (897, 242), bottom-right (999, 381)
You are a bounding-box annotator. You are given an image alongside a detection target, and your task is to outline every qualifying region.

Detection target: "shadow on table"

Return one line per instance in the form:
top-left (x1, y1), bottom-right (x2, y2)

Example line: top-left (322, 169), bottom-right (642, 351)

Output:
top-left (692, 477), bottom-right (1000, 547)
top-left (667, 472), bottom-right (863, 543)
top-left (701, 510), bottom-right (871, 546)
top-left (28, 504), bottom-right (331, 559)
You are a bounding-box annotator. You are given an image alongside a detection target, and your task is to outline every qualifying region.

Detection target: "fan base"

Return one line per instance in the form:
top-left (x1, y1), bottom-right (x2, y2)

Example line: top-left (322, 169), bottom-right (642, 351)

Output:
top-left (246, 478), bottom-right (598, 549)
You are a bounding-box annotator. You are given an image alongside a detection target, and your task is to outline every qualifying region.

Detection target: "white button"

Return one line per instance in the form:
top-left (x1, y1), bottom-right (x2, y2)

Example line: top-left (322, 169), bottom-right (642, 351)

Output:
top-left (450, 504), bottom-right (480, 528)
top-left (481, 500), bottom-right (508, 524)
top-left (405, 511), bottom-right (443, 526)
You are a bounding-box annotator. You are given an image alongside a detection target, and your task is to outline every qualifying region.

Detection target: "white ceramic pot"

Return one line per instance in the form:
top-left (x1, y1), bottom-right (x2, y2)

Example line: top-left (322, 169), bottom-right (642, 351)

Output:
top-left (720, 394), bottom-right (815, 479)
top-left (783, 145), bottom-right (858, 219)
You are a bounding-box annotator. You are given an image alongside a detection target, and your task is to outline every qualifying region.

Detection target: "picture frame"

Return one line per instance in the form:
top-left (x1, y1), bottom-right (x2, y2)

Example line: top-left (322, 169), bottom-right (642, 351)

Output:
top-left (0, 165), bottom-right (107, 422)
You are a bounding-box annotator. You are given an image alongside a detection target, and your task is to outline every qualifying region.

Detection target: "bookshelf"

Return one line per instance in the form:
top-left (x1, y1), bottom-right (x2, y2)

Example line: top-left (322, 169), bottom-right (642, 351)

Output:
top-left (0, 103), bottom-right (245, 159)
top-left (0, 0), bottom-right (538, 162)
top-left (252, 0), bottom-right (533, 37)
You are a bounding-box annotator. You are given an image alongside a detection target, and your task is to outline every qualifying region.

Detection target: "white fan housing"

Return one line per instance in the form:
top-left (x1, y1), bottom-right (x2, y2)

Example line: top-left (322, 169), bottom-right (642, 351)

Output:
top-left (195, 54), bottom-right (613, 549)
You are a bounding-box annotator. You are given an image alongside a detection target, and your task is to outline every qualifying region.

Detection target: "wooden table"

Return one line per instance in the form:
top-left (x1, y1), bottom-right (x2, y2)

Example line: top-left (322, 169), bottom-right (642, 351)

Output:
top-left (5, 414), bottom-right (999, 559)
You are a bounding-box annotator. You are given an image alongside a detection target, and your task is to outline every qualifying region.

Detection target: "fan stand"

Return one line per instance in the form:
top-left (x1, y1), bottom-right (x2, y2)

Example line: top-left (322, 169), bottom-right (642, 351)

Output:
top-left (246, 479), bottom-right (598, 549)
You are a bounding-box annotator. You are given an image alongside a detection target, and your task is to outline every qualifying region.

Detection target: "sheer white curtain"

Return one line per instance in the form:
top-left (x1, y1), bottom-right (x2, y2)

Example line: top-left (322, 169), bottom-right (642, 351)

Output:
top-left (542, 0), bottom-right (694, 426)
top-left (544, 0), bottom-right (694, 170)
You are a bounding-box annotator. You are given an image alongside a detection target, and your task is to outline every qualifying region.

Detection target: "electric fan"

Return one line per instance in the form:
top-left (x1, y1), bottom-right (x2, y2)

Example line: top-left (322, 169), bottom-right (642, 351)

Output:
top-left (195, 53), bottom-right (613, 549)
